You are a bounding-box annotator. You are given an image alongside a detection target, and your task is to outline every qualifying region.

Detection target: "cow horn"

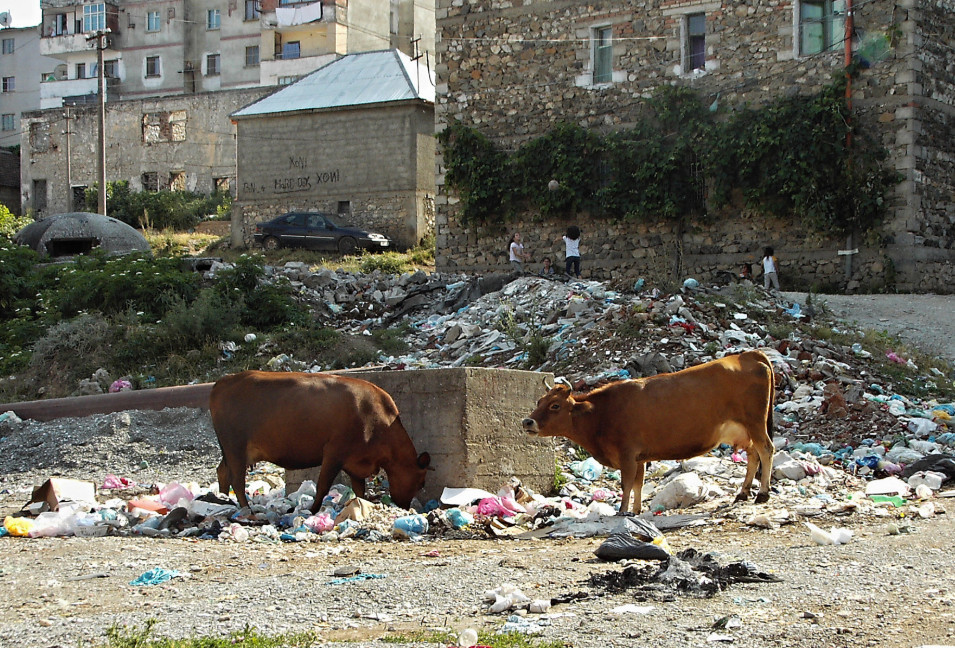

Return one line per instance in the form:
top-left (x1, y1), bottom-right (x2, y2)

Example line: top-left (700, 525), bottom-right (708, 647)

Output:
top-left (555, 376), bottom-right (572, 387)
top-left (542, 375), bottom-right (554, 390)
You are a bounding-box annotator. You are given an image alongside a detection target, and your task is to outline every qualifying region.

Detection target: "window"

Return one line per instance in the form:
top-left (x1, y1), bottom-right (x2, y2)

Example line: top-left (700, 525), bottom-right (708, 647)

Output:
top-left (33, 179), bottom-right (48, 212)
top-left (51, 14), bottom-right (68, 36)
top-left (245, 45), bottom-right (259, 67)
top-left (214, 177), bottom-right (230, 192)
top-left (277, 75), bottom-right (299, 85)
top-left (83, 3), bottom-right (106, 33)
top-left (141, 172), bottom-right (158, 191)
top-left (206, 53), bottom-right (220, 76)
top-left (799, 0), bottom-right (845, 56)
top-left (104, 59), bottom-right (118, 78)
top-left (245, 0), bottom-right (260, 21)
top-left (686, 13), bottom-right (706, 71)
top-left (593, 27), bottom-right (612, 84)
top-left (1, 114), bottom-right (14, 131)
top-left (145, 56), bottom-right (160, 77)
top-left (76, 63), bottom-right (87, 79)
top-left (2, 77), bottom-right (14, 92)
top-left (282, 41), bottom-right (300, 59)
top-left (207, 9), bottom-right (221, 30)
top-left (169, 171), bottom-right (186, 191)
top-left (2, 38), bottom-right (13, 55)
top-left (146, 11), bottom-right (160, 32)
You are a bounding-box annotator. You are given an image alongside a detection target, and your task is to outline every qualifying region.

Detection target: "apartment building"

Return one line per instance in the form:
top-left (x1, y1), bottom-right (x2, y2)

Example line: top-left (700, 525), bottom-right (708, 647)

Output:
top-left (36, 0), bottom-right (435, 108)
top-left (0, 25), bottom-right (62, 148)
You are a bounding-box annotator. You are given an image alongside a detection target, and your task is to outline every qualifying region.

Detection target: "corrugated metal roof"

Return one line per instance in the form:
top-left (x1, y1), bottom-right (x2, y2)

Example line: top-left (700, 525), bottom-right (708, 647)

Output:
top-left (232, 49), bottom-right (435, 118)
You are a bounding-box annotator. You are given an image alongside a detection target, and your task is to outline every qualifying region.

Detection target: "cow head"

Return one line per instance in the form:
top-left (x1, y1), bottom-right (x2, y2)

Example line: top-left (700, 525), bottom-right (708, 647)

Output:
top-left (522, 384), bottom-right (592, 438)
top-left (389, 451), bottom-right (431, 510)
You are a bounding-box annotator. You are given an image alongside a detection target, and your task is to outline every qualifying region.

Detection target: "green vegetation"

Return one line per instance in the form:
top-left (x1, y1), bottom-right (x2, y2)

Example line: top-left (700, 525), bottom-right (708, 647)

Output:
top-left (0, 203), bottom-right (32, 238)
top-left (0, 242), bottom-right (414, 401)
top-left (86, 182), bottom-right (232, 230)
top-left (439, 80), bottom-right (900, 236)
top-left (99, 621), bottom-right (319, 648)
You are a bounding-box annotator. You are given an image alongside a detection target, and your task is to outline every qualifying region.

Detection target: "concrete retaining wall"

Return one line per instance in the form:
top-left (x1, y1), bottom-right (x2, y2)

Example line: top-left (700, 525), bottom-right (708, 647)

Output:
top-left (287, 367), bottom-right (557, 505)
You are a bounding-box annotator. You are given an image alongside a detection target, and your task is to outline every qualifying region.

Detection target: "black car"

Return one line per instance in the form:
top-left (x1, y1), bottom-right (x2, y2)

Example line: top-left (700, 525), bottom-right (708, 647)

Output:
top-left (252, 212), bottom-right (392, 254)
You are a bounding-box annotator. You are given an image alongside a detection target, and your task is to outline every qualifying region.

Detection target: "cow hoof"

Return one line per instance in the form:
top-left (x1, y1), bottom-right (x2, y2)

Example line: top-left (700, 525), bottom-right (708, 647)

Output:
top-left (733, 491), bottom-right (751, 503)
top-left (754, 492), bottom-right (770, 504)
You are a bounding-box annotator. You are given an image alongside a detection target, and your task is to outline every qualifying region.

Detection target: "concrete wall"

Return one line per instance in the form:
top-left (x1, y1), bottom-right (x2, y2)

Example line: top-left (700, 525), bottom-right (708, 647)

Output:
top-left (433, 0), bottom-right (955, 293)
top-left (233, 101), bottom-right (436, 249)
top-left (287, 367), bottom-right (557, 506)
top-left (21, 87), bottom-right (270, 216)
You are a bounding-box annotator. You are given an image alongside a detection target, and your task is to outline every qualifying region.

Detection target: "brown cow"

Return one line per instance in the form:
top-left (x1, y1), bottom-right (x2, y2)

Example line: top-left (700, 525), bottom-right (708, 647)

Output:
top-left (522, 350), bottom-right (776, 514)
top-left (209, 370), bottom-right (430, 513)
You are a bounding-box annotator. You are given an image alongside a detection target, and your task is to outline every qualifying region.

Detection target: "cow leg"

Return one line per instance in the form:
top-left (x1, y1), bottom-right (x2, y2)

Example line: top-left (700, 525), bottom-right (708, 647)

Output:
top-left (735, 450), bottom-right (760, 503)
top-left (230, 463), bottom-right (251, 510)
top-left (310, 459), bottom-right (344, 514)
top-left (345, 472), bottom-right (366, 500)
top-left (618, 461), bottom-right (645, 515)
top-left (753, 437), bottom-right (775, 504)
top-left (216, 459), bottom-right (231, 501)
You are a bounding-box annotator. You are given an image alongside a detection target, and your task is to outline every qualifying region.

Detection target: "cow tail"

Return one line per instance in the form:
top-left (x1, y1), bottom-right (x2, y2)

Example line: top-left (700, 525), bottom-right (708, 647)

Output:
top-left (765, 355), bottom-right (776, 436)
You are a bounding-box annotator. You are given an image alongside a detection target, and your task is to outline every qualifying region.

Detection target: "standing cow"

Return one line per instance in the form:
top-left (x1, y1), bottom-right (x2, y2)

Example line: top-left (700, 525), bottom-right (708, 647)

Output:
top-left (522, 350), bottom-right (776, 514)
top-left (209, 371), bottom-right (430, 513)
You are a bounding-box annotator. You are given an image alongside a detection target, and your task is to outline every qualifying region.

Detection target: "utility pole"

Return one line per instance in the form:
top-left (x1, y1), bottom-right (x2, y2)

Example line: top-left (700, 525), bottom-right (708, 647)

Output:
top-left (63, 107), bottom-right (72, 210)
top-left (843, 0), bottom-right (855, 283)
top-left (87, 29), bottom-right (109, 216)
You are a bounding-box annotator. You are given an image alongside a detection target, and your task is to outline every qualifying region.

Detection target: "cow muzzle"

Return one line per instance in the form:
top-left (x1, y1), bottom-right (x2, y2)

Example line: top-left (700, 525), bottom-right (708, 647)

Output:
top-left (522, 418), bottom-right (539, 435)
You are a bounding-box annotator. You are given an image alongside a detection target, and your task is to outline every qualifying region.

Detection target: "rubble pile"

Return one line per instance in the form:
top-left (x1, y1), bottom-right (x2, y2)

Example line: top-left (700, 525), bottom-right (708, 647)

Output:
top-left (2, 266), bottom-right (954, 547)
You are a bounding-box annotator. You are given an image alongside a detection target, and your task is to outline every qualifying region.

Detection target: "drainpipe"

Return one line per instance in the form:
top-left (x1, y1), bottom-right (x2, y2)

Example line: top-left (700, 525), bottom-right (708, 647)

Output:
top-left (844, 0), bottom-right (854, 283)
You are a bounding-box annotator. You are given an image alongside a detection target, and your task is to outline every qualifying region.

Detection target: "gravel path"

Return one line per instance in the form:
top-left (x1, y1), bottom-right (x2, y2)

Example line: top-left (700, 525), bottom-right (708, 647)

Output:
top-left (784, 292), bottom-right (955, 362)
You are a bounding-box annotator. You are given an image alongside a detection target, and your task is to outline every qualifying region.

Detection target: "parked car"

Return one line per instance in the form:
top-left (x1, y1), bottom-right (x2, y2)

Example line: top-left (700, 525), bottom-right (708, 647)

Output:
top-left (252, 212), bottom-right (392, 254)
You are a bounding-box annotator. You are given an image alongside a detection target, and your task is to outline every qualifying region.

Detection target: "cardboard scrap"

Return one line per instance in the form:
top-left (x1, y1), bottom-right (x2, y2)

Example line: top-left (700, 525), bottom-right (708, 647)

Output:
top-left (29, 478), bottom-right (96, 512)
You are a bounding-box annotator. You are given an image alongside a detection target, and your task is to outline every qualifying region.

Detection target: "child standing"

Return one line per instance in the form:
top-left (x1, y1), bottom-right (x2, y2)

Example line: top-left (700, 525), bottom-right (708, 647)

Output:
top-left (509, 232), bottom-right (530, 274)
top-left (761, 246), bottom-right (780, 291)
top-left (562, 226), bottom-right (581, 278)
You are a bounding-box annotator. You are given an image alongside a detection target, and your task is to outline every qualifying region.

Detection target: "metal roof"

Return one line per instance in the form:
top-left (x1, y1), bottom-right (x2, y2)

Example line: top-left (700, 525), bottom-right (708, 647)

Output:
top-left (232, 49), bottom-right (435, 118)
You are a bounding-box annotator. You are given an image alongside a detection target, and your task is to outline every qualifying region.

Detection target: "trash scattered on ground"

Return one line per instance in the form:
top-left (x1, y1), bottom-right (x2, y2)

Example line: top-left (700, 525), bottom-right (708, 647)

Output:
top-left (129, 567), bottom-right (180, 586)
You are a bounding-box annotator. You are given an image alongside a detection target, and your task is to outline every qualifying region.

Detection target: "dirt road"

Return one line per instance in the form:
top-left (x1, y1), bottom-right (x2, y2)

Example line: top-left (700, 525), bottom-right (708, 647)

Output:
top-left (784, 292), bottom-right (955, 362)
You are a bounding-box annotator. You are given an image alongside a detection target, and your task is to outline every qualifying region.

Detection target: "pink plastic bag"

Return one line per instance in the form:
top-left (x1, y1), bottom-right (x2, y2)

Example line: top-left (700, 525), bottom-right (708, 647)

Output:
top-left (304, 513), bottom-right (334, 533)
top-left (476, 497), bottom-right (512, 517)
top-left (159, 482), bottom-right (195, 507)
top-left (103, 474), bottom-right (134, 489)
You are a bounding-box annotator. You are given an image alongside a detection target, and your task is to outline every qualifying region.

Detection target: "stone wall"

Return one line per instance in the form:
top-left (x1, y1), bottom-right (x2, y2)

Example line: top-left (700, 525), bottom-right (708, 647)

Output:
top-left (233, 103), bottom-right (436, 249)
top-left (434, 0), bottom-right (955, 292)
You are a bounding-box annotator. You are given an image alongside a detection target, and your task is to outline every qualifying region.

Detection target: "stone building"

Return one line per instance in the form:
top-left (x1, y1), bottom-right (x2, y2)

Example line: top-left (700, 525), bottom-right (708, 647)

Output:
top-left (21, 87), bottom-right (269, 216)
top-left (231, 49), bottom-right (436, 250)
top-left (433, 0), bottom-right (955, 292)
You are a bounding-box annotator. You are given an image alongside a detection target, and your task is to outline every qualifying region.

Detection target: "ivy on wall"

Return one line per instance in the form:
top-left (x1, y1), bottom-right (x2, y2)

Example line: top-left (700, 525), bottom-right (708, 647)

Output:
top-left (438, 79), bottom-right (901, 236)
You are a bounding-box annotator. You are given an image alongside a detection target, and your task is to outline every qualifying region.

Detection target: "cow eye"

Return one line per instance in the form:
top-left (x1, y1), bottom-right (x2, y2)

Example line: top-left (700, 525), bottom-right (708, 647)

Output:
top-left (549, 403), bottom-right (560, 410)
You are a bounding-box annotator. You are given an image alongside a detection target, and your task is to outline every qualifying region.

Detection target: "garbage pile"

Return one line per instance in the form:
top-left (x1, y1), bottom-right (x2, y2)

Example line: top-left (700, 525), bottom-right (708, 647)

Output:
top-left (2, 268), bottom-right (955, 545)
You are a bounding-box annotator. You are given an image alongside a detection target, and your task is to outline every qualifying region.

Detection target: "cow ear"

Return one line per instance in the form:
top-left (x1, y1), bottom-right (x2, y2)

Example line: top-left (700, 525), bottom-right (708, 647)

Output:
top-left (571, 400), bottom-right (594, 415)
top-left (417, 452), bottom-right (431, 469)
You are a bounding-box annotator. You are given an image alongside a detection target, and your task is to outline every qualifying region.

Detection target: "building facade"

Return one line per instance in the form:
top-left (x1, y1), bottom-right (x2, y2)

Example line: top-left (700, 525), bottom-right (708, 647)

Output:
top-left (231, 49), bottom-right (436, 249)
top-left (433, 0), bottom-right (955, 292)
top-left (37, 0), bottom-right (435, 108)
top-left (0, 25), bottom-right (63, 149)
top-left (22, 87), bottom-right (270, 216)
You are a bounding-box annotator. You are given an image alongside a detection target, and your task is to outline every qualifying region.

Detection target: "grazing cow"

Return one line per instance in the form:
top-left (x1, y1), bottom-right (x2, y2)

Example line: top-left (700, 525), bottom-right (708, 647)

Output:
top-left (209, 371), bottom-right (430, 513)
top-left (522, 350), bottom-right (776, 514)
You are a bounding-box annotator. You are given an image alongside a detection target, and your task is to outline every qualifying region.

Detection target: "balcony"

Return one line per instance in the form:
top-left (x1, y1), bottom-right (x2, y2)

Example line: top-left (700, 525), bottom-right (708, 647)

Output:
top-left (260, 52), bottom-right (335, 86)
top-left (40, 32), bottom-right (94, 57)
top-left (39, 76), bottom-right (99, 109)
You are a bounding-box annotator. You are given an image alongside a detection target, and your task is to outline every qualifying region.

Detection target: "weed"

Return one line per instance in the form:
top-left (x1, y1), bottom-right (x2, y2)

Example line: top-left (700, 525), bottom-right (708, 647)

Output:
top-left (553, 457), bottom-right (569, 491)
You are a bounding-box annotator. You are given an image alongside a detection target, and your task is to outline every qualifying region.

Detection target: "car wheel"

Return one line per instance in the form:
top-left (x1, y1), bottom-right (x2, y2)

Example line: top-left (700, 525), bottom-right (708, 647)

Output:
top-left (338, 237), bottom-right (357, 255)
top-left (262, 236), bottom-right (280, 251)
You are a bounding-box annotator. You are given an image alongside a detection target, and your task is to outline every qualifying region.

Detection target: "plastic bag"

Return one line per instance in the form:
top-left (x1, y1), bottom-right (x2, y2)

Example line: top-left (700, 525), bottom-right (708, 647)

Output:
top-left (3, 516), bottom-right (35, 537)
top-left (594, 533), bottom-right (671, 561)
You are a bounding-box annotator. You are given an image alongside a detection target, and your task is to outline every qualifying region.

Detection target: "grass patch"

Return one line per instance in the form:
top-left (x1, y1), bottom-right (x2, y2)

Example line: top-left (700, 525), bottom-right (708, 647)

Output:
top-left (99, 620), bottom-right (320, 648)
top-left (381, 629), bottom-right (565, 648)
top-left (144, 229), bottom-right (223, 257)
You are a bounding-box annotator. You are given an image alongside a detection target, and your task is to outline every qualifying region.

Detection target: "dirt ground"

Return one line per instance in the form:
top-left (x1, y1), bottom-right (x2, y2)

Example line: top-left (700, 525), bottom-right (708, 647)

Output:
top-left (2, 292), bottom-right (955, 647)
top-left (3, 510), bottom-right (955, 648)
